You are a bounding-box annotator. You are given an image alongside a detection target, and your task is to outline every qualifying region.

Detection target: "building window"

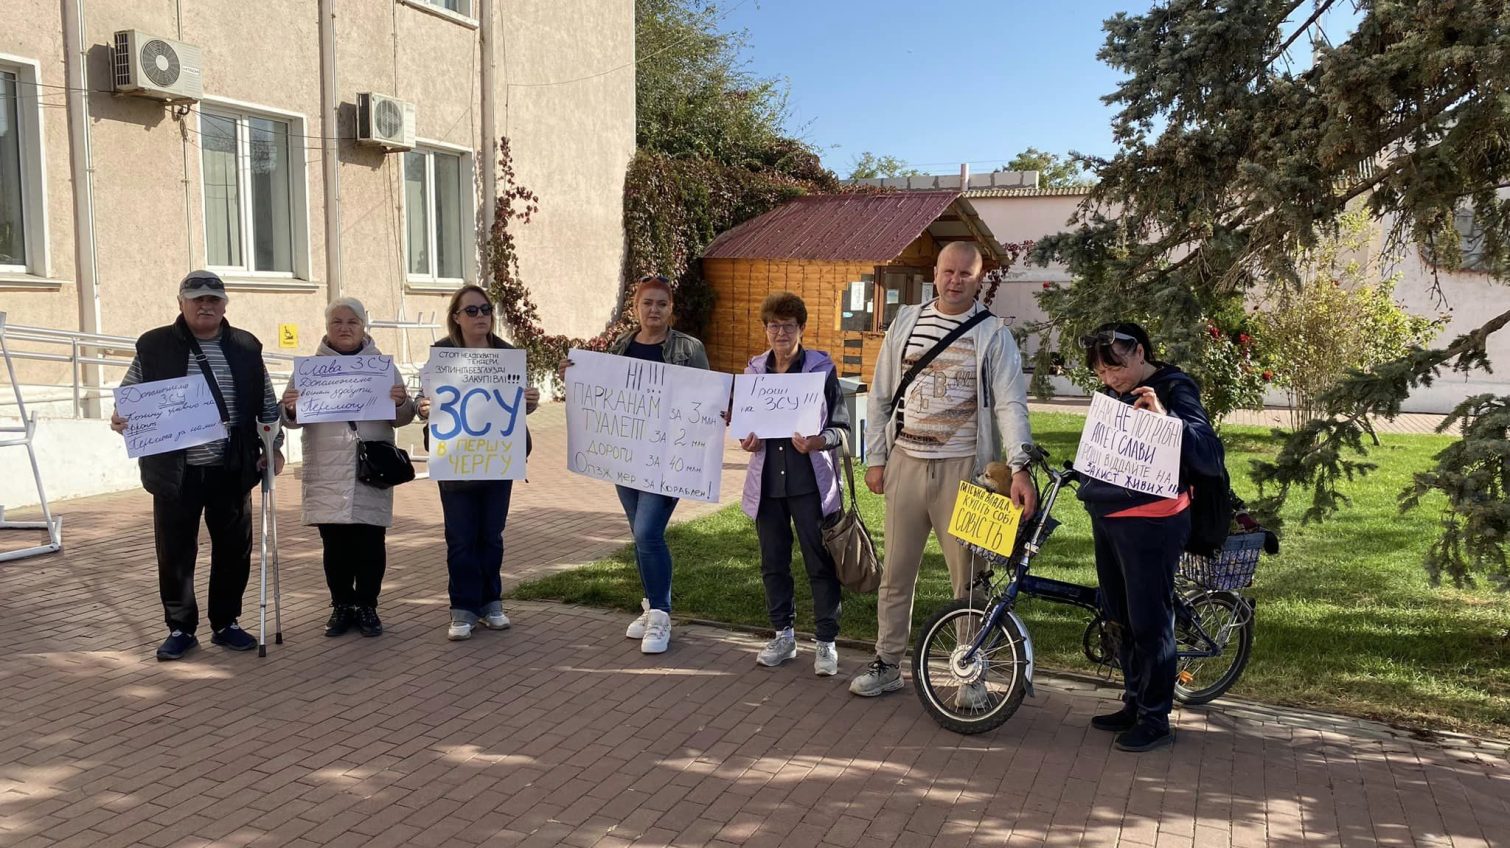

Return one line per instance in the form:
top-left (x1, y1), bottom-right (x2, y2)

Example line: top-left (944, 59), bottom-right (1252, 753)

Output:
top-left (403, 149), bottom-right (468, 281)
top-left (424, 0), bottom-right (471, 15)
top-left (200, 109), bottom-right (297, 275)
top-left (0, 60), bottom-right (47, 277)
top-left (840, 274), bottom-right (876, 332)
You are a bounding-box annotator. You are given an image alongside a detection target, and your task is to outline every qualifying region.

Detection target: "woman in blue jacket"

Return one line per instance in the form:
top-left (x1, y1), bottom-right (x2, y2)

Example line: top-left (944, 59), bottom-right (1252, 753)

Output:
top-left (1077, 322), bottom-right (1225, 752)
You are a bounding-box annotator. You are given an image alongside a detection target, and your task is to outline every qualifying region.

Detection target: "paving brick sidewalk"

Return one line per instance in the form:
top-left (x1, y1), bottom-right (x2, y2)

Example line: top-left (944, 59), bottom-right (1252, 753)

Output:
top-left (1, 406), bottom-right (1506, 847)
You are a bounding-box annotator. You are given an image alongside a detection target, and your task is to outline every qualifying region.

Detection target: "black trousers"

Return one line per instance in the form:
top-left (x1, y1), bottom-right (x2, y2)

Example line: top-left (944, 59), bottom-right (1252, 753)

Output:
top-left (153, 465), bottom-right (252, 635)
top-left (756, 491), bottom-right (842, 642)
top-left (317, 523), bottom-right (388, 608)
top-left (1091, 510), bottom-right (1191, 730)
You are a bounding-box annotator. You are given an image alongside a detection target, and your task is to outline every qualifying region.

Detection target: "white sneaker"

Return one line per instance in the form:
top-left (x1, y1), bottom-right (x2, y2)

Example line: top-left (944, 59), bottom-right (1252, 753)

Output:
top-left (482, 610), bottom-right (511, 630)
top-left (640, 609), bottom-right (671, 654)
top-left (757, 633), bottom-right (798, 667)
top-left (447, 620), bottom-right (474, 641)
top-left (626, 598), bottom-right (651, 639)
top-left (814, 641), bottom-right (839, 677)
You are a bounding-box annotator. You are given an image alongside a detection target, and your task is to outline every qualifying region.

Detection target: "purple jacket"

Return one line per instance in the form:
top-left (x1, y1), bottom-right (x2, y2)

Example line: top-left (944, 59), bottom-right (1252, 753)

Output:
top-left (741, 348), bottom-right (844, 520)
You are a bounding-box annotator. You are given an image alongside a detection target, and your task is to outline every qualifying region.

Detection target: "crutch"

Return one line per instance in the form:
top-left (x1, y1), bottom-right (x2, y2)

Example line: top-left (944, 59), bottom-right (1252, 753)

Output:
top-left (257, 420), bottom-right (285, 656)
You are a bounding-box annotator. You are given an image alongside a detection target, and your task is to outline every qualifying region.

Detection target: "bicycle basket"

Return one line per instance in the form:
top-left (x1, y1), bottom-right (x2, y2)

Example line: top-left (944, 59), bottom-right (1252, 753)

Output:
top-left (1178, 532), bottom-right (1265, 590)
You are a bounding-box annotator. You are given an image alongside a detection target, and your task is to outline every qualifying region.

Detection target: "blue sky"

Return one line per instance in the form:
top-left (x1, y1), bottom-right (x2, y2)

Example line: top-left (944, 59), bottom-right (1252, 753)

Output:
top-left (717, 0), bottom-right (1362, 177)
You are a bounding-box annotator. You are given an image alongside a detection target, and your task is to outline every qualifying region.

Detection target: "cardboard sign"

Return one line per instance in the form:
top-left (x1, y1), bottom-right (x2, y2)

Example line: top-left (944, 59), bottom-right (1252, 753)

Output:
top-left (114, 375), bottom-right (226, 458)
top-left (729, 371), bottom-right (826, 440)
top-left (948, 481), bottom-right (1023, 557)
top-left (293, 355), bottom-right (397, 424)
top-left (564, 349), bottom-right (732, 502)
top-left (420, 348), bottom-right (528, 481)
top-left (1073, 391), bottom-right (1183, 499)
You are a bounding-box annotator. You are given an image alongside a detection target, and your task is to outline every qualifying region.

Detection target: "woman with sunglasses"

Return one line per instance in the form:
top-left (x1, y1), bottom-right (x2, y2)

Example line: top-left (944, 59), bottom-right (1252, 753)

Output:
top-left (560, 274), bottom-right (710, 654)
top-left (1077, 322), bottom-right (1225, 752)
top-left (418, 285), bottom-right (539, 641)
top-left (737, 292), bottom-right (850, 676)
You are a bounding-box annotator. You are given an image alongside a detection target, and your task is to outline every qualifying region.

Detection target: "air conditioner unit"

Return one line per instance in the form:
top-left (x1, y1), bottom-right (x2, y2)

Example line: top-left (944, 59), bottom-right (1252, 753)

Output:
top-left (357, 93), bottom-right (417, 151)
top-left (112, 30), bottom-right (202, 102)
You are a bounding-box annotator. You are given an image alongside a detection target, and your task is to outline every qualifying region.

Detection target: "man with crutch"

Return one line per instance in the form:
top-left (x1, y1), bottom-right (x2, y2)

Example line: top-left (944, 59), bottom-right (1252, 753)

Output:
top-left (111, 271), bottom-right (285, 661)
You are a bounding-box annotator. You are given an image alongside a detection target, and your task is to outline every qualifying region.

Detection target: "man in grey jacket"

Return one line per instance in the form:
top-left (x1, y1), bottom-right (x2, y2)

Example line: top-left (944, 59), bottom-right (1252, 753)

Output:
top-left (849, 242), bottom-right (1037, 698)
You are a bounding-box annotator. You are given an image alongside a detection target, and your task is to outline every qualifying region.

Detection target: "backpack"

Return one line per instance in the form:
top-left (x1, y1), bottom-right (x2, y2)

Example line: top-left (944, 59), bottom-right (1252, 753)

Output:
top-left (1150, 376), bottom-right (1232, 558)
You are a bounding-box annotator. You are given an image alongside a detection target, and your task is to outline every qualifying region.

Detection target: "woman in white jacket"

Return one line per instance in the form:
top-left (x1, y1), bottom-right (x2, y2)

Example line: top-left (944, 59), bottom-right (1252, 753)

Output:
top-left (280, 298), bottom-right (416, 637)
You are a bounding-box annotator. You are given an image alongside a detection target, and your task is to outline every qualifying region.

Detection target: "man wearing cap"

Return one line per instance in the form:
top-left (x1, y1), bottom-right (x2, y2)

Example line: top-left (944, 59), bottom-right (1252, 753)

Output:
top-left (111, 271), bottom-right (285, 661)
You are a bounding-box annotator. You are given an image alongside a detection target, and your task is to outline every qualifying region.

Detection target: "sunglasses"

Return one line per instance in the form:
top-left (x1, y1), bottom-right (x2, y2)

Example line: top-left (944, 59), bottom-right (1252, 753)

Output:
top-left (183, 277), bottom-right (225, 292)
top-left (638, 274), bottom-right (670, 283)
top-left (1078, 330), bottom-right (1137, 348)
top-left (457, 304), bottom-right (495, 317)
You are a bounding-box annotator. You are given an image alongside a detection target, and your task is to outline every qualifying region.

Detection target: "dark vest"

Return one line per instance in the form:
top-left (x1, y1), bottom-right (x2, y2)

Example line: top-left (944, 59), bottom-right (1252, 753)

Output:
top-left (135, 316), bottom-right (266, 499)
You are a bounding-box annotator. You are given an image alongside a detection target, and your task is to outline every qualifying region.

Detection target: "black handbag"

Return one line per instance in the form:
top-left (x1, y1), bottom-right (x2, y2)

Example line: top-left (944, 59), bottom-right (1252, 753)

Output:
top-left (186, 336), bottom-right (262, 493)
top-left (350, 422), bottom-right (415, 489)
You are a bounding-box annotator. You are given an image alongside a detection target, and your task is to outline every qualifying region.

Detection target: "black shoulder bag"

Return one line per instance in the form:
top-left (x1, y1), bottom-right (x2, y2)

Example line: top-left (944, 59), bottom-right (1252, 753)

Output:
top-left (186, 335), bottom-right (261, 493)
top-left (349, 422), bottom-right (415, 489)
top-left (887, 309), bottom-right (993, 436)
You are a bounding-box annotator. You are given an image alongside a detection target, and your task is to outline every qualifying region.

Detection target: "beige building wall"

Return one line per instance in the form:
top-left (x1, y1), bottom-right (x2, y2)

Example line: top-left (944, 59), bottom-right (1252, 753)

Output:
top-left (1, 0), bottom-right (634, 403)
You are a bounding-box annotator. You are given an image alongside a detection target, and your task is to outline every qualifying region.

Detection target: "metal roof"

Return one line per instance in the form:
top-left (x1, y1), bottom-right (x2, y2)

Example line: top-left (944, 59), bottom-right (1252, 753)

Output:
top-left (701, 191), bottom-right (962, 262)
top-left (962, 186), bottom-right (1092, 199)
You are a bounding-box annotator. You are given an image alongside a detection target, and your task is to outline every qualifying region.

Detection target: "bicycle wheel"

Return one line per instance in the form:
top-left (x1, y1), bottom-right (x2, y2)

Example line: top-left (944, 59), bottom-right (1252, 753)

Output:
top-left (911, 599), bottom-right (1030, 735)
top-left (1174, 590), bottom-right (1253, 705)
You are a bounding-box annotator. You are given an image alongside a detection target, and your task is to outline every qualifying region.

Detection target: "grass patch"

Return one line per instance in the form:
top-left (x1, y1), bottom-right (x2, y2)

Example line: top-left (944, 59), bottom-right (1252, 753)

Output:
top-left (512, 412), bottom-right (1510, 738)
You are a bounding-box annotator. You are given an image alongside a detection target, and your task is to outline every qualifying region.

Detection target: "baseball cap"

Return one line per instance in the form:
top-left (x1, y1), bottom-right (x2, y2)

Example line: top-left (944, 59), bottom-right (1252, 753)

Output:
top-left (179, 270), bottom-right (228, 300)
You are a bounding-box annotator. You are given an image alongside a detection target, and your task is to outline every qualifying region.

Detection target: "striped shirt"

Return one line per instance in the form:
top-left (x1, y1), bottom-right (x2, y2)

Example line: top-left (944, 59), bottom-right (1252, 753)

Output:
top-left (121, 336), bottom-right (281, 465)
top-left (896, 302), bottom-right (982, 459)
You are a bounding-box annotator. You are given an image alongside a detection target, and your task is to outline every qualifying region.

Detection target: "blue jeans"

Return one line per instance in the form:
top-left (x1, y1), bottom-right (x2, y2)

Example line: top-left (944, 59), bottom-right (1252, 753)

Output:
top-left (615, 485), bottom-right (678, 613)
top-left (439, 480), bottom-right (514, 619)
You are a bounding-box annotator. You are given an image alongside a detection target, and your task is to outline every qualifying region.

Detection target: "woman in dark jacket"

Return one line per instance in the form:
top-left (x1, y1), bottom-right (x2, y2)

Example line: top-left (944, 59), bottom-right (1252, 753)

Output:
top-left (736, 292), bottom-right (850, 676)
top-left (418, 284), bottom-right (539, 641)
top-left (1076, 322), bottom-right (1225, 752)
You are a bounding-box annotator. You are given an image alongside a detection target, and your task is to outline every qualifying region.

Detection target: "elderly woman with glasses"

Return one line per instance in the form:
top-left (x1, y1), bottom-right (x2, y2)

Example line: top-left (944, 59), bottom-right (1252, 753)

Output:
top-left (279, 297), bottom-right (415, 638)
top-left (417, 284), bottom-right (540, 641)
top-left (559, 273), bottom-right (710, 654)
top-left (1076, 321), bottom-right (1225, 753)
top-left (736, 292), bottom-right (851, 676)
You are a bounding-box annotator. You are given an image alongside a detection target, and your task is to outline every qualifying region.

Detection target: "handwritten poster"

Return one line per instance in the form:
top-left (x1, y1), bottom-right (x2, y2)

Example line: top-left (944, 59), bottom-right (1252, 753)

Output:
top-left (729, 372), bottom-right (826, 439)
top-left (293, 355), bottom-right (397, 424)
top-left (1074, 392), bottom-right (1184, 499)
top-left (114, 375), bottom-right (226, 458)
top-left (947, 481), bottom-right (1023, 557)
top-left (420, 348), bottom-right (528, 481)
top-left (564, 349), bottom-right (733, 502)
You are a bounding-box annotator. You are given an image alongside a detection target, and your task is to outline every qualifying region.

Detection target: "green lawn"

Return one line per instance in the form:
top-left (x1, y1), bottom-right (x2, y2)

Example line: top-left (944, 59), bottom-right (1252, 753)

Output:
top-left (512, 412), bottom-right (1510, 739)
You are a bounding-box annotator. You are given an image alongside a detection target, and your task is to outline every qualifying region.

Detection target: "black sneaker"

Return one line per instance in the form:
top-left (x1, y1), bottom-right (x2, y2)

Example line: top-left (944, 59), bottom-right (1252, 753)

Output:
top-left (156, 630), bottom-right (198, 661)
top-left (1091, 704), bottom-right (1139, 732)
top-left (211, 622), bottom-right (257, 652)
top-left (355, 606), bottom-right (383, 637)
top-left (1114, 721), bottom-right (1175, 752)
top-left (325, 605), bottom-right (355, 637)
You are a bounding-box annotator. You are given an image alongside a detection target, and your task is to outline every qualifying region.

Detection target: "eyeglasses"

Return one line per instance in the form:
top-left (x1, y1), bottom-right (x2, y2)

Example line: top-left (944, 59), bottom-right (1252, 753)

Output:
top-left (183, 277), bottom-right (225, 292)
top-left (1078, 330), bottom-right (1137, 348)
top-left (765, 322), bottom-right (801, 336)
top-left (457, 304), bottom-right (495, 317)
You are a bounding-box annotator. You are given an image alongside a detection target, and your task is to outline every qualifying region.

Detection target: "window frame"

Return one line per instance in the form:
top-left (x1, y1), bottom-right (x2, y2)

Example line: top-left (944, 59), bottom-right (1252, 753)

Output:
top-left (0, 54), bottom-right (51, 279)
top-left (401, 141), bottom-right (476, 287)
top-left (196, 96), bottom-right (312, 282)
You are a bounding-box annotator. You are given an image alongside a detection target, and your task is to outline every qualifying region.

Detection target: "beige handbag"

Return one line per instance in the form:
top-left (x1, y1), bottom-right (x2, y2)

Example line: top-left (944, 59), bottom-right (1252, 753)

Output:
top-left (823, 432), bottom-right (883, 593)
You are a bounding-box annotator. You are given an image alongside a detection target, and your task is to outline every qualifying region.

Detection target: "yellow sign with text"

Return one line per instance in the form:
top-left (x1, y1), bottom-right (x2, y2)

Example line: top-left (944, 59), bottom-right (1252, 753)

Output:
top-left (948, 481), bottom-right (1023, 558)
top-left (278, 323), bottom-right (298, 349)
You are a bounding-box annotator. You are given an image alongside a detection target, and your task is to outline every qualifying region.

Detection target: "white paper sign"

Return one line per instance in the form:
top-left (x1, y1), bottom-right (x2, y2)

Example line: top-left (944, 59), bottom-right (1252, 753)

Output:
top-left (729, 372), bottom-right (826, 440)
top-left (564, 349), bottom-right (733, 502)
top-left (1073, 392), bottom-right (1184, 499)
top-left (293, 355), bottom-right (397, 423)
top-left (114, 375), bottom-right (227, 458)
top-left (420, 348), bottom-right (529, 481)
top-left (848, 281), bottom-right (866, 310)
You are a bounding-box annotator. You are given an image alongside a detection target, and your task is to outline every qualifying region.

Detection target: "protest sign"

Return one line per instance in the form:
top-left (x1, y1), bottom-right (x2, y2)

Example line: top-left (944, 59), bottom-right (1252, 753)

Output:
top-left (293, 355), bottom-right (397, 424)
top-left (420, 348), bottom-right (528, 481)
top-left (114, 375), bottom-right (226, 458)
top-left (1073, 392), bottom-right (1183, 499)
top-left (728, 371), bottom-right (826, 439)
top-left (564, 349), bottom-right (733, 502)
top-left (947, 481), bottom-right (1023, 557)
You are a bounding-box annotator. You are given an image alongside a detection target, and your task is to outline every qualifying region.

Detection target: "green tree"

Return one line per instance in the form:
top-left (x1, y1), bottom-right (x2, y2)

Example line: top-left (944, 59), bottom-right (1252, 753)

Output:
top-left (1002, 147), bottom-right (1092, 188)
top-left (1029, 0), bottom-right (1510, 587)
top-left (848, 151), bottom-right (923, 180)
